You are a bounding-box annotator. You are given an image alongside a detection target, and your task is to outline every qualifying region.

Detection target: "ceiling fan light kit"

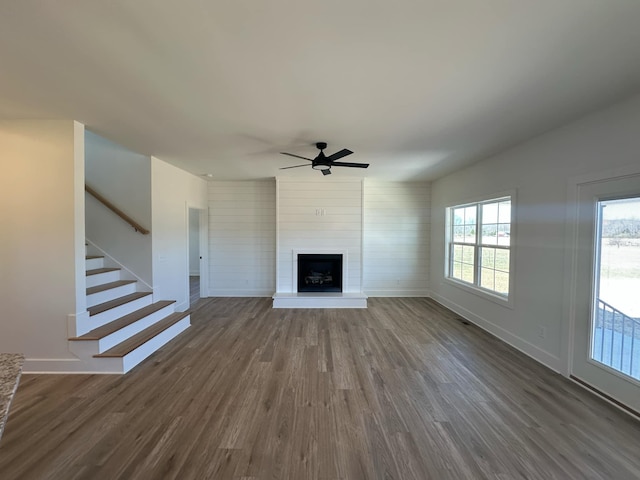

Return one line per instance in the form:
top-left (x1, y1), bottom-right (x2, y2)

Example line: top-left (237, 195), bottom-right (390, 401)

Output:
top-left (280, 142), bottom-right (369, 176)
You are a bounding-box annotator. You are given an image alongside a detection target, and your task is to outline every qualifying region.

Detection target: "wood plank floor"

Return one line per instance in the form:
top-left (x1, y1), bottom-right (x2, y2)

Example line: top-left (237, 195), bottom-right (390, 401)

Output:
top-left (190, 276), bottom-right (200, 306)
top-left (1, 297), bottom-right (640, 479)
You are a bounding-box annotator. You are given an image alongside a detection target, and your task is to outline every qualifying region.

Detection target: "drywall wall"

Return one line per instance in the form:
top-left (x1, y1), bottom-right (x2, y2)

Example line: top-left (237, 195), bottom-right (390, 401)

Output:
top-left (0, 120), bottom-right (85, 371)
top-left (430, 93), bottom-right (640, 374)
top-left (277, 177), bottom-right (363, 293)
top-left (84, 130), bottom-right (152, 286)
top-left (208, 180), bottom-right (276, 296)
top-left (363, 181), bottom-right (430, 296)
top-left (151, 157), bottom-right (207, 310)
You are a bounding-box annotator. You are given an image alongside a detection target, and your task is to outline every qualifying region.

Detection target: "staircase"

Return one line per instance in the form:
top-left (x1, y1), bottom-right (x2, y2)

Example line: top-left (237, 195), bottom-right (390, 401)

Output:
top-left (69, 253), bottom-right (191, 373)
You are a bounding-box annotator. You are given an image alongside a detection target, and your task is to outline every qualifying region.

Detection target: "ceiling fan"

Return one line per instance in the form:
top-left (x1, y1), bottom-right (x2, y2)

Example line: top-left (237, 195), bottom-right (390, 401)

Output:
top-left (280, 142), bottom-right (369, 176)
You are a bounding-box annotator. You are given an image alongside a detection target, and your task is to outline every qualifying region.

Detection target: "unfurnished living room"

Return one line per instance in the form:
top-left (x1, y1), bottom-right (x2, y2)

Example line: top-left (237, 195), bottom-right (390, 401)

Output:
top-left (2, 2), bottom-right (640, 479)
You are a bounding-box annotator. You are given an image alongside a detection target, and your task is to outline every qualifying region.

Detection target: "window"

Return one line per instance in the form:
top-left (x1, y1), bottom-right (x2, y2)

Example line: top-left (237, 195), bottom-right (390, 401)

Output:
top-left (447, 196), bottom-right (512, 299)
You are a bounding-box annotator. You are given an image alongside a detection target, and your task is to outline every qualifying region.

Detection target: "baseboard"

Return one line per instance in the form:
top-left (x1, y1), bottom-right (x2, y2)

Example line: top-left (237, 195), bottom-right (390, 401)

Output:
top-left (364, 289), bottom-right (429, 297)
top-left (430, 292), bottom-right (563, 374)
top-left (207, 289), bottom-right (430, 299)
top-left (22, 358), bottom-right (122, 374)
top-left (208, 288), bottom-right (273, 297)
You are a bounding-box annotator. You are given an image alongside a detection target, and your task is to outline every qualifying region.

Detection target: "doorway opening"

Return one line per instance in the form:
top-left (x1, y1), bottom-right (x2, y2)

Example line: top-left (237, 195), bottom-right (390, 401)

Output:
top-left (188, 208), bottom-right (201, 306)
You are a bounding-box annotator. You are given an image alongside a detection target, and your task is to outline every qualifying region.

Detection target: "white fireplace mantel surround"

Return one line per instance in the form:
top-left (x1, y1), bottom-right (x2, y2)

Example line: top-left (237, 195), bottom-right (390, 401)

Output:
top-left (272, 248), bottom-right (367, 308)
top-left (273, 177), bottom-right (368, 308)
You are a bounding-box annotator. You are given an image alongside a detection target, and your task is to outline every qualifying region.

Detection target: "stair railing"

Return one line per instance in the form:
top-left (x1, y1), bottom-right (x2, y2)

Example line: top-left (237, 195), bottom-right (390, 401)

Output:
top-left (85, 184), bottom-right (150, 235)
top-left (594, 298), bottom-right (639, 378)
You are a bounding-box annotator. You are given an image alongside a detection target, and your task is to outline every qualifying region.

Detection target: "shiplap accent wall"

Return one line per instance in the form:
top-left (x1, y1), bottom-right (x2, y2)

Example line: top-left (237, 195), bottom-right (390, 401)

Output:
top-left (363, 181), bottom-right (430, 296)
top-left (277, 178), bottom-right (363, 293)
top-left (208, 178), bottom-right (430, 297)
top-left (208, 180), bottom-right (276, 296)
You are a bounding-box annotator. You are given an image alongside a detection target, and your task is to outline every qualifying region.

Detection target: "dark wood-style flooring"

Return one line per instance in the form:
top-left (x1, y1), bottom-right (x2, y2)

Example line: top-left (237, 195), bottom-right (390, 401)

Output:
top-left (190, 275), bottom-right (200, 306)
top-left (1, 297), bottom-right (640, 479)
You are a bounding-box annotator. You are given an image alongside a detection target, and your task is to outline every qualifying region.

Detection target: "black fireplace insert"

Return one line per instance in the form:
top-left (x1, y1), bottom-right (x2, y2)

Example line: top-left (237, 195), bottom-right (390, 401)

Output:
top-left (297, 254), bottom-right (343, 292)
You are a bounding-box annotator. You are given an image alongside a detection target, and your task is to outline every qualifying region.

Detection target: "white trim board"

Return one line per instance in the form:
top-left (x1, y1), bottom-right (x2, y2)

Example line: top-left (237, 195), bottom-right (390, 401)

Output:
top-left (23, 358), bottom-right (122, 374)
top-left (364, 289), bottom-right (429, 297)
top-left (208, 289), bottom-right (274, 297)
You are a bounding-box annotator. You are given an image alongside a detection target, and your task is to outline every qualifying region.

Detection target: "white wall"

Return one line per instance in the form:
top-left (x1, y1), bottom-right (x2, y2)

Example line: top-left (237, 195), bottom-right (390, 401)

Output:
top-left (208, 180), bottom-right (276, 296)
top-left (151, 157), bottom-right (208, 311)
top-left (430, 93), bottom-right (640, 374)
top-left (85, 130), bottom-right (153, 286)
top-left (207, 178), bottom-right (430, 297)
top-left (277, 177), bottom-right (363, 293)
top-left (188, 208), bottom-right (200, 275)
top-left (0, 120), bottom-right (85, 370)
top-left (363, 181), bottom-right (430, 296)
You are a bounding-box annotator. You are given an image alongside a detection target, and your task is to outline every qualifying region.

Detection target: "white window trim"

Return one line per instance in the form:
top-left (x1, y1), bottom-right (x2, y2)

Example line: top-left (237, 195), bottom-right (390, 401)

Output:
top-left (444, 190), bottom-right (516, 309)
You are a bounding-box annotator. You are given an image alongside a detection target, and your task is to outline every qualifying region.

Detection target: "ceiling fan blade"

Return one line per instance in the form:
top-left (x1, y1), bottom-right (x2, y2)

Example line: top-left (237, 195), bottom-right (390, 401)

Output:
top-left (331, 161), bottom-right (369, 168)
top-left (280, 152), bottom-right (314, 162)
top-left (322, 168), bottom-right (332, 176)
top-left (279, 164), bottom-right (311, 170)
top-left (326, 148), bottom-right (353, 161)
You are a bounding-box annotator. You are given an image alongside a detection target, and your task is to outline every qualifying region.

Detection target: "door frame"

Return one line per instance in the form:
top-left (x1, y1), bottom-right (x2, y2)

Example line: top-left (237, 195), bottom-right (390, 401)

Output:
top-left (565, 164), bottom-right (640, 413)
top-left (198, 207), bottom-right (209, 298)
top-left (186, 204), bottom-right (209, 301)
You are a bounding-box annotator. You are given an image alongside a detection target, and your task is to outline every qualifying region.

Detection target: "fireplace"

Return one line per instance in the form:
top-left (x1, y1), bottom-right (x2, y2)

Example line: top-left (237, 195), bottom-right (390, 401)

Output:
top-left (297, 254), bottom-right (343, 292)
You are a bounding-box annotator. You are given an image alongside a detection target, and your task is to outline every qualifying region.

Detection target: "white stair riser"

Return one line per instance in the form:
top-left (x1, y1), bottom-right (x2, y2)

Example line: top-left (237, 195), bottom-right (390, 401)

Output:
top-left (68, 341), bottom-right (131, 373)
top-left (90, 296), bottom-right (153, 329)
top-left (122, 317), bottom-right (191, 373)
top-left (86, 270), bottom-right (121, 288)
top-left (86, 283), bottom-right (138, 308)
top-left (97, 306), bottom-right (177, 352)
top-left (85, 257), bottom-right (104, 270)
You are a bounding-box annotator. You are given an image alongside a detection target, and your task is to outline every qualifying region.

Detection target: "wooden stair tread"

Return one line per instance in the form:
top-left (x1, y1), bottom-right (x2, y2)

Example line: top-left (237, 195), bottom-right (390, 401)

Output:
top-left (86, 267), bottom-right (120, 276)
top-left (86, 280), bottom-right (136, 295)
top-left (88, 292), bottom-right (152, 316)
top-left (94, 311), bottom-right (190, 358)
top-left (70, 301), bottom-right (177, 341)
top-left (85, 255), bottom-right (104, 260)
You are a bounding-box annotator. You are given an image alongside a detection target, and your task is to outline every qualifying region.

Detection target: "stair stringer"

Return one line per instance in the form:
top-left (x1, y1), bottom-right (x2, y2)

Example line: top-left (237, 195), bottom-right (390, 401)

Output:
top-left (85, 238), bottom-right (153, 291)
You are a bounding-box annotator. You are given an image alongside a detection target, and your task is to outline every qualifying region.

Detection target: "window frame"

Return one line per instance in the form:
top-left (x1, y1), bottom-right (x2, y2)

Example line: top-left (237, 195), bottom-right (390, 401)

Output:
top-left (444, 191), bottom-right (515, 307)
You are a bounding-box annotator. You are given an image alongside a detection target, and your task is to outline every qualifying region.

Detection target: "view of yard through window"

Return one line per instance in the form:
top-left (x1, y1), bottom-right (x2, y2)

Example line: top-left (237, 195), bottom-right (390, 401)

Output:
top-left (449, 198), bottom-right (511, 297)
top-left (593, 197), bottom-right (640, 381)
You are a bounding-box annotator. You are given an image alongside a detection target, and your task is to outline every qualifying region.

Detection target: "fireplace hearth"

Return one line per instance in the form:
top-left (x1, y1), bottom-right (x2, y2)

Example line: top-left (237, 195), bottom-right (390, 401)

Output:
top-left (297, 254), bottom-right (342, 292)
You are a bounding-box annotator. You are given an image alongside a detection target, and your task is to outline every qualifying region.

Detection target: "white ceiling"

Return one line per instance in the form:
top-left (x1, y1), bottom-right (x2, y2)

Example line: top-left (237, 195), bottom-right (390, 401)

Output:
top-left (1, 1), bottom-right (640, 181)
